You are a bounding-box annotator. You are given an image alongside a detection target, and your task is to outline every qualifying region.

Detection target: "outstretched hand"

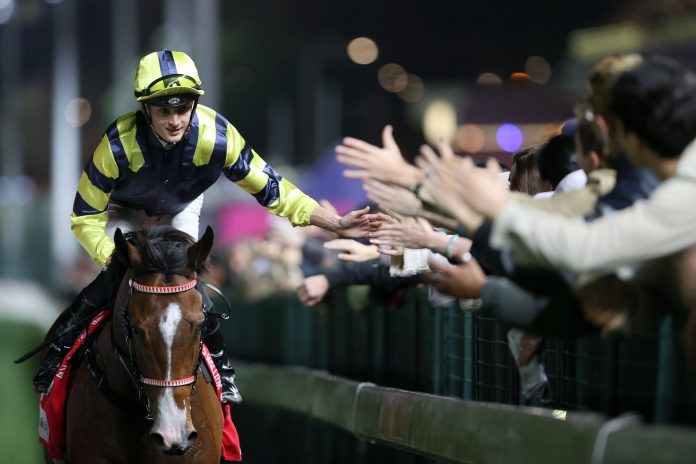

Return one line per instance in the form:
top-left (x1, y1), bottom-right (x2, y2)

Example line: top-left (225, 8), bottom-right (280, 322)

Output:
top-left (456, 157), bottom-right (510, 219)
top-left (421, 256), bottom-right (487, 299)
top-left (310, 204), bottom-right (383, 239)
top-left (323, 239), bottom-right (380, 262)
top-left (416, 140), bottom-right (486, 231)
top-left (369, 217), bottom-right (438, 250)
top-left (336, 125), bottom-right (421, 189)
top-left (297, 274), bottom-right (330, 307)
top-left (336, 206), bottom-right (373, 238)
top-left (363, 179), bottom-right (423, 217)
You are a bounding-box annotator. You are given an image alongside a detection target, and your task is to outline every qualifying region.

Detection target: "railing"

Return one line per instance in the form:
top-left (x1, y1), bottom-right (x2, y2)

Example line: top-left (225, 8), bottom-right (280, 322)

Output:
top-left (234, 362), bottom-right (696, 464)
top-left (221, 287), bottom-right (696, 462)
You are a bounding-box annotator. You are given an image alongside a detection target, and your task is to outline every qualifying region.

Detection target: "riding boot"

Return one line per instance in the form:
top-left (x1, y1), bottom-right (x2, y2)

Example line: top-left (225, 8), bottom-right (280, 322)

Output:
top-left (32, 264), bottom-right (123, 393)
top-left (199, 287), bottom-right (242, 405)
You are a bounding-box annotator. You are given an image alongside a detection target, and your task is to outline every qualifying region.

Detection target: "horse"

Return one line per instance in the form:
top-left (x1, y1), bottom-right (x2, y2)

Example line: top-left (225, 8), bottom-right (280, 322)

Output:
top-left (54, 226), bottom-right (222, 463)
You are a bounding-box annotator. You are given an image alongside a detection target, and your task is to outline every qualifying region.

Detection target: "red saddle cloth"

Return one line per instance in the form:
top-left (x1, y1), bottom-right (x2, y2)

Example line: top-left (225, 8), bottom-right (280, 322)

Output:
top-left (39, 310), bottom-right (242, 462)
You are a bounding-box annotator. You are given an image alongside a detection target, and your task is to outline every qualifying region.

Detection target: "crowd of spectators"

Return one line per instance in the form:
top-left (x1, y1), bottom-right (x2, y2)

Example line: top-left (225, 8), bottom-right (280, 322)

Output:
top-left (209, 53), bottom-right (696, 403)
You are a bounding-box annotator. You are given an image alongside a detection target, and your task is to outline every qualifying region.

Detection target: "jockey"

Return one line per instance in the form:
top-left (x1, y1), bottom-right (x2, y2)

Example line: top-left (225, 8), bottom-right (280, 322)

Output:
top-left (33, 49), bottom-right (372, 403)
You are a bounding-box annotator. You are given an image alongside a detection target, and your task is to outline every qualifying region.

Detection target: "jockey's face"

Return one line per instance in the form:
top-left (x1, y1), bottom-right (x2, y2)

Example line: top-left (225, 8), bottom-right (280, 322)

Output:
top-left (147, 101), bottom-right (194, 144)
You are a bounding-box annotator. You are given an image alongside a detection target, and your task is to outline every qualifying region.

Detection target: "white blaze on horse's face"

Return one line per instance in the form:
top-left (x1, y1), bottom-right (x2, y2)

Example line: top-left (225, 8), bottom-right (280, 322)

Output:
top-left (150, 303), bottom-right (191, 449)
top-left (160, 303), bottom-right (182, 380)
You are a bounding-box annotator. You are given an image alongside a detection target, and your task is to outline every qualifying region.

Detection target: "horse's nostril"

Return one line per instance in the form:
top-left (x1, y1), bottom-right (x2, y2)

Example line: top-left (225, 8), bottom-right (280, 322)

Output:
top-left (150, 432), bottom-right (165, 448)
top-left (150, 431), bottom-right (194, 454)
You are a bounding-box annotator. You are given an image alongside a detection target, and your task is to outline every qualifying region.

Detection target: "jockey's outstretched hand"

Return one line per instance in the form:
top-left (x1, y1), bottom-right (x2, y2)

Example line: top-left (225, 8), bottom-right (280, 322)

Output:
top-left (336, 206), bottom-right (373, 238)
top-left (310, 204), bottom-right (382, 239)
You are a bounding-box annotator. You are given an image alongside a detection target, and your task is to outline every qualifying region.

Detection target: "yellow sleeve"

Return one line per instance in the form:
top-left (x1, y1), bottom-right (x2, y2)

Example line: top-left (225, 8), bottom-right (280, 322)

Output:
top-left (70, 212), bottom-right (115, 266)
top-left (70, 134), bottom-right (120, 265)
top-left (222, 122), bottom-right (318, 226)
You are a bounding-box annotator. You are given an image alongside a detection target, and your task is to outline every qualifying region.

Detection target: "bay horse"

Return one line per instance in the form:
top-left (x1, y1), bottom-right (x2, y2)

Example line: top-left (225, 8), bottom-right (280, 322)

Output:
top-left (58, 226), bottom-right (222, 463)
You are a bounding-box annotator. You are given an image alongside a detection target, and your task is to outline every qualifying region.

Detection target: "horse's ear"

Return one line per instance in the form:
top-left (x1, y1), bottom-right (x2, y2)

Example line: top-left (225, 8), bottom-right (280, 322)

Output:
top-left (188, 226), bottom-right (214, 271)
top-left (113, 228), bottom-right (140, 267)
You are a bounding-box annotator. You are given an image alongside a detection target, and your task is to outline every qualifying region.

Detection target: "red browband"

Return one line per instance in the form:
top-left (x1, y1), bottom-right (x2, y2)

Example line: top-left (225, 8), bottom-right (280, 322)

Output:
top-left (130, 278), bottom-right (197, 294)
top-left (141, 375), bottom-right (196, 387)
top-left (129, 277), bottom-right (198, 387)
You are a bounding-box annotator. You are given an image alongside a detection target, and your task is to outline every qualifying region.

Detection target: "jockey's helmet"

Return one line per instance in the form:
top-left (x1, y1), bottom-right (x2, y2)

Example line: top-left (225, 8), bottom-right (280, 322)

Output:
top-left (133, 50), bottom-right (204, 107)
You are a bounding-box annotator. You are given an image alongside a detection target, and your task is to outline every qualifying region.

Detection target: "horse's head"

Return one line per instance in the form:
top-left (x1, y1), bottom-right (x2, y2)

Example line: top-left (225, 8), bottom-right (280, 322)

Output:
top-left (113, 225), bottom-right (214, 455)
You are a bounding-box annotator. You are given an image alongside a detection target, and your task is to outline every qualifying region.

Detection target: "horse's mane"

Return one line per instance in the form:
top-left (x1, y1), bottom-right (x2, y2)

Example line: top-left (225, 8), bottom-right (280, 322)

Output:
top-left (124, 226), bottom-right (202, 281)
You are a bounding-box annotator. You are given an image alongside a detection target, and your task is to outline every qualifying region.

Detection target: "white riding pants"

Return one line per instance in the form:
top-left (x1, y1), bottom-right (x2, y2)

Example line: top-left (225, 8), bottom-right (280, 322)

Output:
top-left (106, 194), bottom-right (204, 240)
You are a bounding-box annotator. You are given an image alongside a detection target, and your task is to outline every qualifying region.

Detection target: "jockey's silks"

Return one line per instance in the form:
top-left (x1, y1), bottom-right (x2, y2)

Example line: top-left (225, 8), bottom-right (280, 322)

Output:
top-left (70, 105), bottom-right (318, 265)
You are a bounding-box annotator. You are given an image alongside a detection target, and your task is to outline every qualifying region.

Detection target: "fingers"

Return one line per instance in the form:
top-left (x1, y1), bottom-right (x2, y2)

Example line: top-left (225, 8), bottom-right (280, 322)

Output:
top-left (436, 138), bottom-right (455, 160)
top-left (345, 206), bottom-right (370, 222)
top-left (365, 190), bottom-right (390, 206)
top-left (342, 169), bottom-right (370, 179)
top-left (336, 151), bottom-right (371, 168)
top-left (369, 212), bottom-right (395, 224)
top-left (323, 239), bottom-right (352, 252)
top-left (364, 179), bottom-right (395, 195)
top-left (379, 205), bottom-right (405, 223)
top-left (297, 284), bottom-right (311, 305)
top-left (370, 224), bottom-right (404, 234)
top-left (459, 155), bottom-right (475, 173)
top-left (340, 136), bottom-right (382, 155)
top-left (414, 155), bottom-right (433, 172)
top-left (337, 252), bottom-right (361, 262)
top-left (382, 124), bottom-right (398, 151)
top-left (370, 238), bottom-right (401, 248)
top-left (377, 245), bottom-right (404, 256)
top-left (427, 257), bottom-right (453, 274)
top-left (486, 157), bottom-right (502, 174)
top-left (418, 144), bottom-right (441, 172)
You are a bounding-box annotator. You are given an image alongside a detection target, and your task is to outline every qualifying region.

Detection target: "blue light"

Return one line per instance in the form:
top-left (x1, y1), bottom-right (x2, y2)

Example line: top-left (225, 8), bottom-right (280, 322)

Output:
top-left (496, 124), bottom-right (523, 153)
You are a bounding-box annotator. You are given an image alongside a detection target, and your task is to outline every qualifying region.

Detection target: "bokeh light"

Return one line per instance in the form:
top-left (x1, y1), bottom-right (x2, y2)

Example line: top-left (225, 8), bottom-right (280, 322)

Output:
top-left (398, 74), bottom-right (424, 102)
top-left (422, 100), bottom-right (457, 145)
top-left (496, 123), bottom-right (523, 152)
top-left (525, 56), bottom-right (552, 84)
top-left (476, 72), bottom-right (502, 85)
top-left (455, 124), bottom-right (486, 153)
top-left (347, 37), bottom-right (379, 65)
top-left (0, 0), bottom-right (15, 24)
top-left (378, 63), bottom-right (408, 92)
top-left (510, 72), bottom-right (531, 81)
top-left (65, 98), bottom-right (92, 128)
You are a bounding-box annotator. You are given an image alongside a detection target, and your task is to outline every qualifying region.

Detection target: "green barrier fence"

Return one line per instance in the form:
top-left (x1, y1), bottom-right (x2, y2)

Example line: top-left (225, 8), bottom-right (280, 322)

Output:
top-left (234, 362), bottom-right (696, 464)
top-left (221, 287), bottom-right (696, 462)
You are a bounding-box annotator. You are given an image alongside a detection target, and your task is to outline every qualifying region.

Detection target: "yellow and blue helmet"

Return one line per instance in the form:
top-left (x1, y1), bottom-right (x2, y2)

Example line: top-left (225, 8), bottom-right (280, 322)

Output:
top-left (134, 49), bottom-right (204, 107)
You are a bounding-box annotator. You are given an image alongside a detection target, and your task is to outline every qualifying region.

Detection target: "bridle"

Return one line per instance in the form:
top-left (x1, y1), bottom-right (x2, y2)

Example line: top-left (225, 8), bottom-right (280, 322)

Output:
top-left (129, 277), bottom-right (199, 388)
top-left (84, 267), bottom-right (232, 419)
top-left (113, 275), bottom-right (202, 419)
